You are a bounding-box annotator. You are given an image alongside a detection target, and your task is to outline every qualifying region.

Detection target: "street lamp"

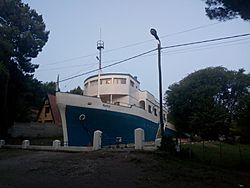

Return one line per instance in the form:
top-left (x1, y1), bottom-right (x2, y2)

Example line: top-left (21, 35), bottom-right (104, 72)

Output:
top-left (150, 28), bottom-right (164, 145)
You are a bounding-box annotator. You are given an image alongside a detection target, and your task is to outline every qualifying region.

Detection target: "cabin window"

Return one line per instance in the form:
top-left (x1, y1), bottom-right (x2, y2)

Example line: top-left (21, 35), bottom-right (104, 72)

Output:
top-left (120, 78), bottom-right (126, 84)
top-left (113, 78), bottom-right (119, 84)
top-left (130, 80), bottom-right (134, 87)
top-left (113, 78), bottom-right (126, 84)
top-left (90, 80), bottom-right (98, 86)
top-left (45, 120), bottom-right (53, 123)
top-left (45, 100), bottom-right (49, 105)
top-left (114, 102), bottom-right (120, 105)
top-left (101, 78), bottom-right (112, 84)
top-left (154, 108), bottom-right (157, 116)
top-left (148, 105), bottom-right (152, 113)
top-left (84, 82), bottom-right (88, 88)
top-left (45, 106), bottom-right (50, 114)
top-left (139, 101), bottom-right (145, 110)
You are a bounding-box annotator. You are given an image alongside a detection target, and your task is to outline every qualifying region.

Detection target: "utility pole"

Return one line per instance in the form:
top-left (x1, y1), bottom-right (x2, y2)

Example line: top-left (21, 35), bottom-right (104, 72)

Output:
top-left (150, 28), bottom-right (164, 146)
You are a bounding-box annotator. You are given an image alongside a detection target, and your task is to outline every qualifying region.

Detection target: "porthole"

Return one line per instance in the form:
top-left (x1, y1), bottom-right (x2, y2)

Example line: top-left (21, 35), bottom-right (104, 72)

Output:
top-left (79, 114), bottom-right (86, 121)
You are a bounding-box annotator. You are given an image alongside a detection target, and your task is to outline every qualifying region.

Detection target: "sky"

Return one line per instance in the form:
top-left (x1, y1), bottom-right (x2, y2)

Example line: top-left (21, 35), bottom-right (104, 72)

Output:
top-left (23, 0), bottom-right (250, 98)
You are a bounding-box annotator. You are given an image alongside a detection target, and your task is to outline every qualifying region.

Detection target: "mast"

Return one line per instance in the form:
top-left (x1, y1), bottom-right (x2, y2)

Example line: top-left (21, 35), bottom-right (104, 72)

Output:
top-left (56, 74), bottom-right (60, 92)
top-left (96, 35), bottom-right (104, 98)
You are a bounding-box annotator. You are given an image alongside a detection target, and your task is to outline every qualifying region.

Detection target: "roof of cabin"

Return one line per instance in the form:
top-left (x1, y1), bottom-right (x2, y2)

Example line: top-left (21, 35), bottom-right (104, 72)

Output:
top-left (84, 73), bottom-right (140, 84)
top-left (48, 94), bottom-right (62, 125)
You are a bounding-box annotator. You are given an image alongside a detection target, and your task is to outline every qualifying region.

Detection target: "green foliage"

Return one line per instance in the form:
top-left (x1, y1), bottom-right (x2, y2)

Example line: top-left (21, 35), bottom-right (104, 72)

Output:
top-left (166, 67), bottom-right (250, 141)
top-left (204, 0), bottom-right (250, 22)
top-left (69, 86), bottom-right (83, 95)
top-left (0, 0), bottom-right (49, 73)
top-left (236, 94), bottom-right (250, 143)
top-left (14, 80), bottom-right (56, 122)
top-left (0, 0), bottom-right (49, 137)
top-left (41, 81), bottom-right (56, 95)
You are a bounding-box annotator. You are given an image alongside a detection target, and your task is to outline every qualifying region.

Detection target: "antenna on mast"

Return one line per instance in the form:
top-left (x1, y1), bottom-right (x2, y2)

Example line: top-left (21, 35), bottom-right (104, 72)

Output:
top-left (100, 28), bottom-right (102, 40)
top-left (97, 29), bottom-right (104, 98)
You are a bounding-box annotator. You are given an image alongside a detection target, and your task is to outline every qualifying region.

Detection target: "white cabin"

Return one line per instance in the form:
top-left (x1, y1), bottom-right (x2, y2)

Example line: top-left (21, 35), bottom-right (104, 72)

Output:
top-left (83, 73), bottom-right (167, 121)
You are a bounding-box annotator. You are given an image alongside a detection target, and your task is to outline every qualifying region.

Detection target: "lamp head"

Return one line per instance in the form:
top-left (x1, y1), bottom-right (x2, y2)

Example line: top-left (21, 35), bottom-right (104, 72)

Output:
top-left (150, 28), bottom-right (159, 40)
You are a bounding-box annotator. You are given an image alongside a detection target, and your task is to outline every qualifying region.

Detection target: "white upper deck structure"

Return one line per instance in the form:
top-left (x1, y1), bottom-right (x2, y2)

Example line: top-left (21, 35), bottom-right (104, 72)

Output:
top-left (83, 73), bottom-right (167, 121)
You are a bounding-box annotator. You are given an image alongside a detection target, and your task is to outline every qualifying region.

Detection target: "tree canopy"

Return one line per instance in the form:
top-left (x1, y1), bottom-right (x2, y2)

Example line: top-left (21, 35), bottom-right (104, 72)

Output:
top-left (14, 79), bottom-right (56, 122)
top-left (69, 86), bottom-right (83, 95)
top-left (165, 67), bottom-right (250, 141)
top-left (0, 0), bottom-right (49, 137)
top-left (0, 0), bottom-right (49, 73)
top-left (204, 0), bottom-right (250, 22)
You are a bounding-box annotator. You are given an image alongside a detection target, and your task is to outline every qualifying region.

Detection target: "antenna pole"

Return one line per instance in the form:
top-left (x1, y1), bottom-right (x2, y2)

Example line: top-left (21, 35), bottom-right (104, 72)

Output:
top-left (56, 74), bottom-right (60, 92)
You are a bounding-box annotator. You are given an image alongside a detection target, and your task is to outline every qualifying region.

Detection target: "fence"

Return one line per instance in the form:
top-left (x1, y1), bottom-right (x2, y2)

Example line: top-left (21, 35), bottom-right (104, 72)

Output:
top-left (8, 122), bottom-right (63, 138)
top-left (180, 140), bottom-right (250, 168)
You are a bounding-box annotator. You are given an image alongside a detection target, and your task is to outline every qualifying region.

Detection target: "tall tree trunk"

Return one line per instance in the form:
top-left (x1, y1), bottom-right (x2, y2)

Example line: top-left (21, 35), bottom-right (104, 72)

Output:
top-left (0, 70), bottom-right (9, 138)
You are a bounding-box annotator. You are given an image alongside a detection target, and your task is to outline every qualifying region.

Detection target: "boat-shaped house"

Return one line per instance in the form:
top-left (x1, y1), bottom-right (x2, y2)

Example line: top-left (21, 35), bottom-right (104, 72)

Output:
top-left (57, 73), bottom-right (175, 146)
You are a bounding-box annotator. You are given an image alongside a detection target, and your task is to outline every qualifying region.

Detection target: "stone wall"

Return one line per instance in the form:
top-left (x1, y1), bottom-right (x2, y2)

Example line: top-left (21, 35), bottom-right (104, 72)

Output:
top-left (9, 122), bottom-right (63, 138)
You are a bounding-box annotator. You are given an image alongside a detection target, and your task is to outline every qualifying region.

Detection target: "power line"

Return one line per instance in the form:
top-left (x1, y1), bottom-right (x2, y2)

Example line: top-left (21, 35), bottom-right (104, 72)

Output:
top-left (160, 22), bottom-right (221, 39)
top-left (164, 37), bottom-right (250, 55)
top-left (42, 22), bottom-right (222, 66)
top-left (133, 37), bottom-right (250, 58)
top-left (59, 33), bottom-right (250, 83)
top-left (133, 34), bottom-right (250, 59)
top-left (38, 57), bottom-right (123, 72)
top-left (59, 48), bottom-right (157, 82)
top-left (97, 22), bottom-right (222, 54)
top-left (58, 58), bottom-right (123, 79)
top-left (38, 62), bottom-right (98, 72)
top-left (41, 53), bottom-right (97, 66)
top-left (60, 63), bottom-right (98, 79)
top-left (161, 33), bottom-right (250, 50)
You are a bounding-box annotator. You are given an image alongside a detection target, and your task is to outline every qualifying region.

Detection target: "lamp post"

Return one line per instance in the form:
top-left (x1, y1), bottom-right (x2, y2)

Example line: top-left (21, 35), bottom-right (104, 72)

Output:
top-left (150, 28), bottom-right (164, 145)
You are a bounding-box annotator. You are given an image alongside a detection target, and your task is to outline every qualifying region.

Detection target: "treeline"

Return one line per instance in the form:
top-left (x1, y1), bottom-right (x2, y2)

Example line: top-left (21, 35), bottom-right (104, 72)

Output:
top-left (166, 67), bottom-right (250, 143)
top-left (0, 0), bottom-right (50, 137)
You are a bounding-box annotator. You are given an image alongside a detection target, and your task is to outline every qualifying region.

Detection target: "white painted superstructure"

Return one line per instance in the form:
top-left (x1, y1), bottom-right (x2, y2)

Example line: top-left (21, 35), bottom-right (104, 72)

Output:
top-left (84, 73), bottom-right (167, 121)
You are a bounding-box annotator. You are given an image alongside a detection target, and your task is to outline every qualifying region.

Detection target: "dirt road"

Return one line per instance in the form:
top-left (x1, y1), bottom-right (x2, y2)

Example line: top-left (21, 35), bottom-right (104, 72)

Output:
top-left (0, 149), bottom-right (249, 188)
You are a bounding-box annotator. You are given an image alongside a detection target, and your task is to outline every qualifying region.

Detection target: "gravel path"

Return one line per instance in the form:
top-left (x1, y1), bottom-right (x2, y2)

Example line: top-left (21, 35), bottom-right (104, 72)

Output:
top-left (0, 149), bottom-right (249, 188)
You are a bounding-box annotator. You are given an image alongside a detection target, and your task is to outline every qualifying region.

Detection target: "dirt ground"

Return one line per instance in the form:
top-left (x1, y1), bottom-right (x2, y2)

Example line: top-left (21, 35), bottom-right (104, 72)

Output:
top-left (0, 149), bottom-right (249, 188)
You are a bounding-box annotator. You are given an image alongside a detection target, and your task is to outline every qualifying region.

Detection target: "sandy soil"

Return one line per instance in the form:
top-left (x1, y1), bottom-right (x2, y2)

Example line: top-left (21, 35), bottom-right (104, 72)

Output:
top-left (0, 149), bottom-right (249, 188)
